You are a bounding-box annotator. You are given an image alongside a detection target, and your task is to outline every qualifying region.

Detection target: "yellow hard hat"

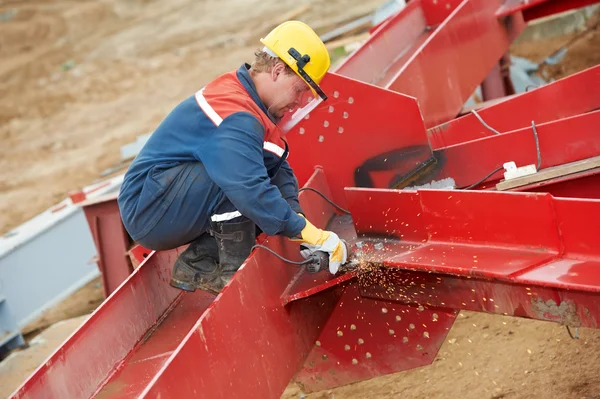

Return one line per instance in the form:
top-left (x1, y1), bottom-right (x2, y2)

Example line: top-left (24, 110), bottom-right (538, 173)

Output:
top-left (260, 21), bottom-right (331, 101)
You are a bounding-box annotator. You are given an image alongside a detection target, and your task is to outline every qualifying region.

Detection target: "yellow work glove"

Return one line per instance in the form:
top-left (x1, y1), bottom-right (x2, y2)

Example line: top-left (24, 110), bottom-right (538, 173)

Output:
top-left (293, 216), bottom-right (348, 274)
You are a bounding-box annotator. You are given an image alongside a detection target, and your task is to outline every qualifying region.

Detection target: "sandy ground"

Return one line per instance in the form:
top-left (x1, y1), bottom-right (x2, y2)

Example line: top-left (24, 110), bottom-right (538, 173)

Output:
top-left (2, 1), bottom-right (600, 398)
top-left (21, 277), bottom-right (104, 336)
top-left (283, 312), bottom-right (600, 399)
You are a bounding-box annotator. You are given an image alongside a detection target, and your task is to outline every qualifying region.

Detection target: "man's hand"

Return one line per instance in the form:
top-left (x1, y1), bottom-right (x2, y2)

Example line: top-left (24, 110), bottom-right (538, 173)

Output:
top-left (292, 216), bottom-right (348, 274)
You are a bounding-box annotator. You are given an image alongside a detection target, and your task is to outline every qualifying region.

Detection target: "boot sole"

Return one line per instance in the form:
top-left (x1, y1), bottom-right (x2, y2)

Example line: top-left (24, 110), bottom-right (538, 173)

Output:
top-left (169, 278), bottom-right (196, 292)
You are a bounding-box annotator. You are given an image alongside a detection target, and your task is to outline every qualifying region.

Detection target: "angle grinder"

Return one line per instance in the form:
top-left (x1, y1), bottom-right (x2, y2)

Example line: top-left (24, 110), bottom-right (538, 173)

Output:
top-left (305, 240), bottom-right (353, 273)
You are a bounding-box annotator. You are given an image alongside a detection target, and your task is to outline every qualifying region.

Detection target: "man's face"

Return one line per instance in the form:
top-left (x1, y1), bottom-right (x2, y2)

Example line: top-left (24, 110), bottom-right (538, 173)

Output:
top-left (268, 65), bottom-right (313, 120)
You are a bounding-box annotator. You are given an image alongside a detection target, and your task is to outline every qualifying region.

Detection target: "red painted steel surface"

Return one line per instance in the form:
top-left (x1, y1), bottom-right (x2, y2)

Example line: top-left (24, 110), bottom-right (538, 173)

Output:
top-left (428, 66), bottom-right (600, 149)
top-left (341, 188), bottom-right (600, 328)
top-left (11, 249), bottom-right (187, 399)
top-left (359, 269), bottom-right (600, 327)
top-left (136, 169), bottom-right (341, 398)
top-left (282, 270), bottom-right (357, 306)
top-left (420, 0), bottom-right (465, 26)
top-left (293, 284), bottom-right (457, 392)
top-left (281, 214), bottom-right (359, 305)
top-left (333, 0), bottom-right (525, 127)
top-left (12, 169), bottom-right (344, 399)
top-left (497, 0), bottom-right (600, 21)
top-left (286, 73), bottom-right (430, 207)
top-left (436, 110), bottom-right (600, 188)
top-left (385, 0), bottom-right (523, 127)
top-left (94, 291), bottom-right (214, 398)
top-left (128, 244), bottom-right (153, 269)
top-left (344, 188), bottom-right (600, 290)
top-left (82, 194), bottom-right (134, 296)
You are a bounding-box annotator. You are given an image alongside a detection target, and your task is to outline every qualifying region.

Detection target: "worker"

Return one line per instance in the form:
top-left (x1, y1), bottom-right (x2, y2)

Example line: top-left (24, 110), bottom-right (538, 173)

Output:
top-left (117, 21), bottom-right (347, 294)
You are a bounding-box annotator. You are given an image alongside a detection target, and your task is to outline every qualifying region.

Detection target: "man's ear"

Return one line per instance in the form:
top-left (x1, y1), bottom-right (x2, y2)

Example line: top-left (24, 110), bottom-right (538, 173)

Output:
top-left (271, 62), bottom-right (285, 82)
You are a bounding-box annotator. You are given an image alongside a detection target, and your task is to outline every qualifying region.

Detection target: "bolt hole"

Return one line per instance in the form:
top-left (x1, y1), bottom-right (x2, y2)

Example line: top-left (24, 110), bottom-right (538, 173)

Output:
top-left (343, 112), bottom-right (349, 119)
top-left (299, 127), bottom-right (305, 135)
top-left (328, 106), bottom-right (334, 113)
top-left (323, 120), bottom-right (329, 127)
top-left (338, 126), bottom-right (344, 134)
top-left (318, 135), bottom-right (324, 142)
top-left (348, 97), bottom-right (354, 104)
top-left (333, 91), bottom-right (340, 98)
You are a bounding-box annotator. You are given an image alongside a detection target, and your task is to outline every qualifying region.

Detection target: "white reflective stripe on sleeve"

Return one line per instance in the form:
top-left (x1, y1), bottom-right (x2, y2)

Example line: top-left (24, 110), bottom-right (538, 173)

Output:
top-left (210, 211), bottom-right (242, 222)
top-left (263, 142), bottom-right (285, 157)
top-left (195, 88), bottom-right (223, 126)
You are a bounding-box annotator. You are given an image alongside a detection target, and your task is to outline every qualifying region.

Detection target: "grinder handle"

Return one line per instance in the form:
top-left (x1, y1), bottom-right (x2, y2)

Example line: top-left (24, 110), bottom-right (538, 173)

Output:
top-left (306, 251), bottom-right (328, 273)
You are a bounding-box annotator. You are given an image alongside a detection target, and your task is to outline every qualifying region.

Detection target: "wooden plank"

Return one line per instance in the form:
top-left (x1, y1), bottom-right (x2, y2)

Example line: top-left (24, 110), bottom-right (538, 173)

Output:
top-left (496, 156), bottom-right (600, 190)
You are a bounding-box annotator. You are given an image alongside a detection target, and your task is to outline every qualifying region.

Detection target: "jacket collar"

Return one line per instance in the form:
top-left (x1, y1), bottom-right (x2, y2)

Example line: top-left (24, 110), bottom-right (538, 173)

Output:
top-left (236, 64), bottom-right (277, 125)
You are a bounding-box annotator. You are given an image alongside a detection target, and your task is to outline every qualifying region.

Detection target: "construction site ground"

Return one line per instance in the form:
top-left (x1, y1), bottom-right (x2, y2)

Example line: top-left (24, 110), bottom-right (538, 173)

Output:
top-left (1, 1), bottom-right (600, 398)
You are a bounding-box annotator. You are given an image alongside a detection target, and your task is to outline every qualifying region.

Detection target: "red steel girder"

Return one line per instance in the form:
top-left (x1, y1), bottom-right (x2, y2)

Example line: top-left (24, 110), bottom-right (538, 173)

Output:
top-left (333, 0), bottom-right (525, 127)
top-left (82, 193), bottom-right (134, 296)
top-left (428, 65), bottom-right (600, 149)
top-left (286, 72), bottom-right (431, 208)
top-left (436, 110), bottom-right (600, 188)
top-left (360, 269), bottom-right (600, 328)
top-left (11, 170), bottom-right (356, 399)
top-left (343, 188), bottom-right (600, 292)
top-left (11, 249), bottom-right (193, 398)
top-left (497, 0), bottom-right (600, 21)
top-left (293, 283), bottom-right (457, 392)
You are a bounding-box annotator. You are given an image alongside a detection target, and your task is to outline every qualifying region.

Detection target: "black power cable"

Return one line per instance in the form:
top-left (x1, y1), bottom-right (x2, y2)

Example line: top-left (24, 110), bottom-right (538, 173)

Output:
top-left (463, 111), bottom-right (544, 189)
top-left (298, 187), bottom-right (351, 214)
top-left (251, 244), bottom-right (312, 265)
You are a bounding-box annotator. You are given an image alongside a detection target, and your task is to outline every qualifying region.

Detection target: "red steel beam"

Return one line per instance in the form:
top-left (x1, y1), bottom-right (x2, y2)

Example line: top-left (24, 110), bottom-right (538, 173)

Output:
top-left (286, 72), bottom-right (431, 208)
top-left (82, 193), bottom-right (134, 296)
top-left (497, 0), bottom-right (600, 21)
top-left (428, 66), bottom-right (600, 149)
top-left (293, 283), bottom-right (457, 392)
top-left (360, 269), bottom-right (600, 328)
top-left (335, 188), bottom-right (600, 328)
top-left (343, 188), bottom-right (600, 290)
top-left (10, 169), bottom-right (346, 399)
top-left (334, 0), bottom-right (525, 127)
top-left (436, 110), bottom-right (600, 188)
top-left (11, 249), bottom-right (190, 399)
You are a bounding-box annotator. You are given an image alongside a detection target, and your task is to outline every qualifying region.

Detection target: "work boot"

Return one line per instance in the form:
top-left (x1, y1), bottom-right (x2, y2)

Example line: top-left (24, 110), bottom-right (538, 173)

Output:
top-left (210, 218), bottom-right (256, 289)
top-left (170, 233), bottom-right (220, 294)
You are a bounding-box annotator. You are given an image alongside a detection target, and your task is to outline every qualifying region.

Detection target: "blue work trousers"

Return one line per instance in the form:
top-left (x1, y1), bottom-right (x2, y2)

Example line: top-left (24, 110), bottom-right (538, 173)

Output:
top-left (127, 162), bottom-right (244, 251)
